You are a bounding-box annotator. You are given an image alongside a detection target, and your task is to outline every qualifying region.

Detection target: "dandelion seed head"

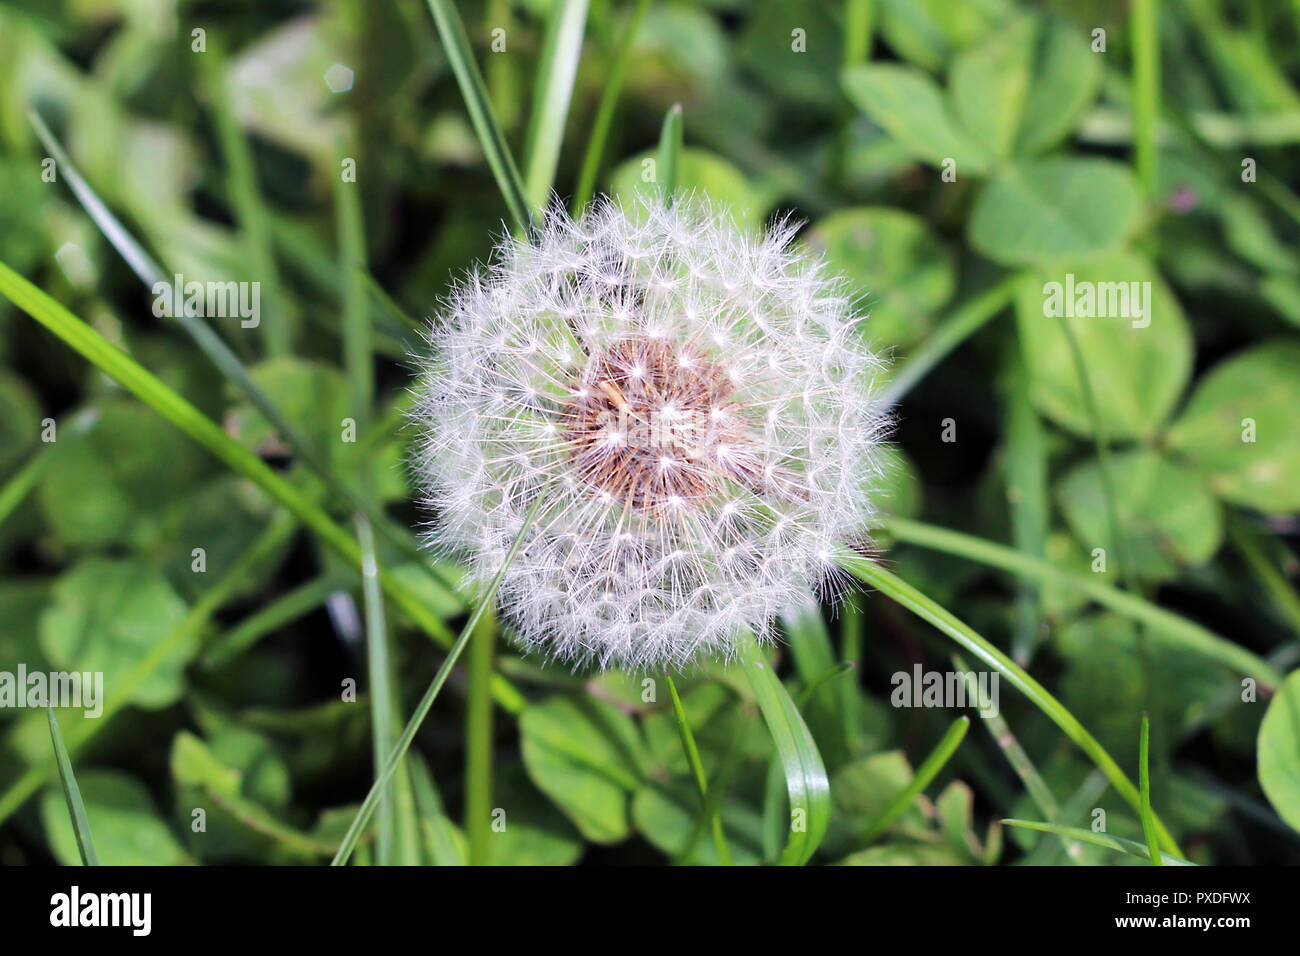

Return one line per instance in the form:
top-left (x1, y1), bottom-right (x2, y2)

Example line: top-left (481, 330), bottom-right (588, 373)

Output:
top-left (412, 196), bottom-right (890, 670)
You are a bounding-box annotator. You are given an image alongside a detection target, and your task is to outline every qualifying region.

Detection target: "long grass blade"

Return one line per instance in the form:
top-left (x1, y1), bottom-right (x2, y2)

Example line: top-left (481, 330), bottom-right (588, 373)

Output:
top-left (861, 715), bottom-right (969, 845)
top-left (884, 518), bottom-right (1284, 687)
top-left (737, 630), bottom-right (830, 865)
top-left (571, 0), bottom-right (653, 212)
top-left (1139, 712), bottom-right (1162, 865)
top-left (840, 554), bottom-right (1184, 856)
top-left (426, 0), bottom-right (533, 232)
top-left (521, 0), bottom-right (590, 209)
top-left (1003, 819), bottom-right (1194, 865)
top-left (47, 706), bottom-right (99, 866)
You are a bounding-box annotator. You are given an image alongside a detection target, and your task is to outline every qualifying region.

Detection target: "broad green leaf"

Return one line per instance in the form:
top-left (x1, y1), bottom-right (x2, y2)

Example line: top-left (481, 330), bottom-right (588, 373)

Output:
top-left (519, 695), bottom-right (648, 843)
top-left (489, 763), bottom-right (584, 866)
top-left (632, 781), bottom-right (765, 865)
top-left (1056, 449), bottom-right (1223, 583)
top-left (806, 207), bottom-right (956, 351)
top-left (831, 751), bottom-right (929, 843)
top-left (949, 16), bottom-right (1036, 161)
top-left (1014, 254), bottom-right (1193, 440)
top-left (1013, 16), bottom-right (1102, 155)
top-left (735, 0), bottom-right (842, 108)
top-left (970, 158), bottom-right (1142, 265)
top-left (1167, 341), bottom-right (1300, 514)
top-left (876, 0), bottom-right (1010, 71)
top-left (37, 400), bottom-right (211, 550)
top-left (842, 64), bottom-right (993, 175)
top-left (40, 769), bottom-right (188, 866)
top-left (0, 370), bottom-right (39, 474)
top-left (39, 558), bottom-right (192, 709)
top-left (1259, 671), bottom-right (1300, 834)
top-left (835, 842), bottom-right (971, 865)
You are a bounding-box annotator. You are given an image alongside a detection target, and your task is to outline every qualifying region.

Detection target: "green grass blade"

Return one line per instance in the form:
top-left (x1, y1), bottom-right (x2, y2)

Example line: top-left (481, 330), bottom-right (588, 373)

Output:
top-left (1003, 819), bottom-right (1195, 865)
top-left (336, 136), bottom-right (373, 427)
top-left (201, 574), bottom-right (344, 669)
top-left (0, 260), bottom-right (527, 717)
top-left (954, 654), bottom-right (1058, 822)
top-left (331, 496), bottom-right (546, 866)
top-left (571, 0), bottom-right (653, 212)
top-left (1139, 712), bottom-right (1161, 865)
top-left (465, 608), bottom-right (496, 866)
top-left (47, 706), bottom-right (99, 866)
top-left (358, 517), bottom-right (398, 865)
top-left (737, 630), bottom-right (830, 865)
top-left (861, 715), bottom-right (969, 845)
top-left (879, 275), bottom-right (1020, 406)
top-left (426, 0), bottom-right (533, 232)
top-left (521, 0), bottom-right (590, 210)
top-left (199, 36), bottom-right (293, 356)
top-left (657, 103), bottom-right (683, 203)
top-left (1131, 0), bottom-right (1161, 197)
top-left (840, 554), bottom-right (1184, 856)
top-left (665, 673), bottom-right (731, 865)
top-left (884, 518), bottom-right (1285, 687)
top-left (408, 754), bottom-right (466, 865)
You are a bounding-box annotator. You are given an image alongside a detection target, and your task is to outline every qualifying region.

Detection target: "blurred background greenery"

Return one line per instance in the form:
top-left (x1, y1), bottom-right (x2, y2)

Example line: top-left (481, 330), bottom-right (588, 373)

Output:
top-left (1, 0), bottom-right (1299, 865)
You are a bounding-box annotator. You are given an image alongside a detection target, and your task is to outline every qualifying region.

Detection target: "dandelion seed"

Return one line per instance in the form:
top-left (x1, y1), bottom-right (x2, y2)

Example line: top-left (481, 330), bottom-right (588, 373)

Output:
top-left (412, 196), bottom-right (890, 670)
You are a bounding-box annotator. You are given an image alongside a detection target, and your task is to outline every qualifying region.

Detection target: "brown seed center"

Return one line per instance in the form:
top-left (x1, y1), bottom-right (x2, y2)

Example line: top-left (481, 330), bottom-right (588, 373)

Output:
top-left (561, 337), bottom-right (755, 512)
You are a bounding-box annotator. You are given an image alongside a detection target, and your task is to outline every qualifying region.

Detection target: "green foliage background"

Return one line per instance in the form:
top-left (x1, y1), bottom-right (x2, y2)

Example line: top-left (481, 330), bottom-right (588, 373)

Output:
top-left (0, 0), bottom-right (1298, 865)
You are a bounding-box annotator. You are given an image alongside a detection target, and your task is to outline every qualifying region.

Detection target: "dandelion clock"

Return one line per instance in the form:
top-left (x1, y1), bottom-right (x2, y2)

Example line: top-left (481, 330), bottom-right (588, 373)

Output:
top-left (413, 197), bottom-right (889, 670)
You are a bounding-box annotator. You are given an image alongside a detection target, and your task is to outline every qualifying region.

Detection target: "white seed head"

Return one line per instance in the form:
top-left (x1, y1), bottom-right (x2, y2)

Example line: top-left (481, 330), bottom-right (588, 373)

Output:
top-left (412, 196), bottom-right (890, 670)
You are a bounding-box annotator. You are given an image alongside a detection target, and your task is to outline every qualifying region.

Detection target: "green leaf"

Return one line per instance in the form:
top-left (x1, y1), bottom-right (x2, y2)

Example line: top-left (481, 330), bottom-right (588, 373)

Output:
top-left (1014, 255), bottom-right (1193, 440)
top-left (47, 707), bottom-right (99, 865)
top-left (949, 16), bottom-right (1037, 161)
top-left (1167, 341), bottom-right (1300, 514)
top-left (38, 400), bottom-right (211, 550)
top-left (806, 207), bottom-right (956, 351)
top-left (40, 770), bottom-right (187, 866)
top-left (39, 558), bottom-right (193, 709)
top-left (488, 763), bottom-right (584, 866)
top-left (842, 64), bottom-right (993, 175)
top-left (1056, 449), bottom-right (1223, 583)
top-left (1002, 819), bottom-right (1195, 865)
top-left (1258, 670), bottom-right (1300, 834)
top-left (1139, 713), bottom-right (1161, 865)
top-left (835, 841), bottom-right (972, 865)
top-left (632, 781), bottom-right (764, 865)
top-left (520, 695), bottom-right (648, 843)
top-left (876, 0), bottom-right (1008, 71)
top-left (738, 631), bottom-right (831, 865)
top-left (832, 751), bottom-right (930, 842)
top-left (970, 158), bottom-right (1142, 265)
